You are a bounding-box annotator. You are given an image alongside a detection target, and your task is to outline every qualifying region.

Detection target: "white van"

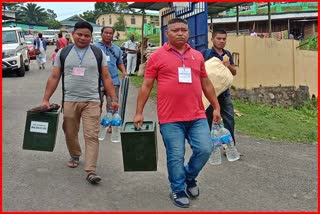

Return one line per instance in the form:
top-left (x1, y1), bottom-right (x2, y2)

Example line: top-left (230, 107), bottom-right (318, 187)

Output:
top-left (42, 29), bottom-right (59, 45)
top-left (2, 26), bottom-right (30, 77)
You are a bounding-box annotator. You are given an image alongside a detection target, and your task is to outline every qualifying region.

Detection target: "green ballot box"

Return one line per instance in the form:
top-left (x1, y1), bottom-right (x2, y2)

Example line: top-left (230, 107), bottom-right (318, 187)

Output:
top-left (120, 121), bottom-right (157, 171)
top-left (23, 109), bottom-right (61, 152)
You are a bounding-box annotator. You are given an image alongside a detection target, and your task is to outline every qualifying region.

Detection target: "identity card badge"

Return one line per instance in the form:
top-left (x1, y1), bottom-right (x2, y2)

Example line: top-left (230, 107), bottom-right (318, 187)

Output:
top-left (178, 67), bottom-right (192, 83)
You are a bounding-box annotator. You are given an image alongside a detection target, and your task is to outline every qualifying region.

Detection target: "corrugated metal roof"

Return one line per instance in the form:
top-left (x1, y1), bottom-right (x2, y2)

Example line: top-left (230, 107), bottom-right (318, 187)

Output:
top-left (128, 2), bottom-right (244, 15)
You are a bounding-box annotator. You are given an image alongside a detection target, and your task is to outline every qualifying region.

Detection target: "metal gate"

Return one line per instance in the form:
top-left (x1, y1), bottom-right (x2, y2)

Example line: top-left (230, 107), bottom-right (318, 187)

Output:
top-left (160, 2), bottom-right (208, 51)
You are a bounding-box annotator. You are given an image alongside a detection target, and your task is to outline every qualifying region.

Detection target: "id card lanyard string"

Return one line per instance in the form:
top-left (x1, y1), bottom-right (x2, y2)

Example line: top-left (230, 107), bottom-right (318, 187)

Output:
top-left (74, 46), bottom-right (89, 66)
top-left (171, 50), bottom-right (186, 67)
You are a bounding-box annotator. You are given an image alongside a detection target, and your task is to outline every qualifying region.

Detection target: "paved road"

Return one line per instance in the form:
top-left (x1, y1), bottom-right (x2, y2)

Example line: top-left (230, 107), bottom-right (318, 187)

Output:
top-left (2, 45), bottom-right (318, 211)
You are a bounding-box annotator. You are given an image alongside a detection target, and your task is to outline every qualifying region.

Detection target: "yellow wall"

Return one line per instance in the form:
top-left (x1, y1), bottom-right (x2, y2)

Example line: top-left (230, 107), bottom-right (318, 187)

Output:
top-left (96, 13), bottom-right (157, 29)
top-left (208, 34), bottom-right (318, 97)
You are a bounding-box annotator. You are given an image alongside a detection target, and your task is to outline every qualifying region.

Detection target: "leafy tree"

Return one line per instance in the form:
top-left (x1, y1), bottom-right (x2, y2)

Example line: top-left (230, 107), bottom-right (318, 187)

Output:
top-left (80, 10), bottom-right (99, 23)
top-left (95, 2), bottom-right (115, 13)
top-left (95, 2), bottom-right (134, 14)
top-left (113, 15), bottom-right (126, 31)
top-left (46, 9), bottom-right (57, 19)
top-left (2, 3), bottom-right (23, 11)
top-left (17, 3), bottom-right (48, 24)
top-left (44, 19), bottom-right (62, 29)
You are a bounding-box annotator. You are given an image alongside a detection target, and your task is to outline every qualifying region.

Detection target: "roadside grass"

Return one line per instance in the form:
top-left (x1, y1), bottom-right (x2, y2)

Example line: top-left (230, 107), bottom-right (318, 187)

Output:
top-left (127, 75), bottom-right (318, 144)
top-left (233, 100), bottom-right (318, 144)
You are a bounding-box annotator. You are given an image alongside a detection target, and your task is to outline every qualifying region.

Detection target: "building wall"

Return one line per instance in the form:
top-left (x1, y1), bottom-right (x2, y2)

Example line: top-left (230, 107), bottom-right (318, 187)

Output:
top-left (208, 34), bottom-right (318, 97)
top-left (96, 13), bottom-right (159, 29)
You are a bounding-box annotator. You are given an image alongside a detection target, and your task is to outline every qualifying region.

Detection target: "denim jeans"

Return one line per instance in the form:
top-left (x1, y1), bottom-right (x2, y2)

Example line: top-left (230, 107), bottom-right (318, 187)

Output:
top-left (206, 89), bottom-right (236, 144)
top-left (159, 119), bottom-right (213, 193)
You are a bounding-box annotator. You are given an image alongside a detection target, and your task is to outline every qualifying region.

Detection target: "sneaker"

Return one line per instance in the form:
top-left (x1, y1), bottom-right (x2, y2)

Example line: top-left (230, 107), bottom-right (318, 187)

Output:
top-left (170, 191), bottom-right (189, 208)
top-left (86, 172), bottom-right (101, 184)
top-left (186, 179), bottom-right (199, 198)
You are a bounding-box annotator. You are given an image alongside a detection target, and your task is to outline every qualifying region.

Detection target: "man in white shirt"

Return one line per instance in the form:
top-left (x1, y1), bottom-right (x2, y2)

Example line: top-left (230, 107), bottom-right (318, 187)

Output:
top-left (124, 34), bottom-right (138, 76)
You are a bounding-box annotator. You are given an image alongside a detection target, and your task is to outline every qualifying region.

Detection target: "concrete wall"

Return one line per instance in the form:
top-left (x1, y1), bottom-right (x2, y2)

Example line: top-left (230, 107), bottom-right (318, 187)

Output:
top-left (208, 34), bottom-right (318, 97)
top-left (96, 13), bottom-right (158, 29)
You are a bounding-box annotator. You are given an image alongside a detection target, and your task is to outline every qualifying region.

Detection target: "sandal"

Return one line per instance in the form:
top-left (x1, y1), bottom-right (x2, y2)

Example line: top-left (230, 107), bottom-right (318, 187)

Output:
top-left (86, 172), bottom-right (101, 184)
top-left (67, 157), bottom-right (79, 168)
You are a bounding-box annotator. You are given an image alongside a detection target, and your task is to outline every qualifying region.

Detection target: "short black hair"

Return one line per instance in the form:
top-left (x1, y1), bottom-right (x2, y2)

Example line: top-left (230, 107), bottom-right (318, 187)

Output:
top-left (168, 18), bottom-right (188, 25)
top-left (212, 29), bottom-right (227, 37)
top-left (101, 26), bottom-right (114, 34)
top-left (74, 21), bottom-right (93, 33)
top-left (38, 33), bottom-right (43, 38)
top-left (58, 32), bottom-right (62, 38)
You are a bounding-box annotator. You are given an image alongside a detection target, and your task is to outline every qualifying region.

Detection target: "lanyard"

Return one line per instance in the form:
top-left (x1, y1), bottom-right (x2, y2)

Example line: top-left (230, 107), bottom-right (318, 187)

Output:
top-left (73, 46), bottom-right (89, 66)
top-left (171, 50), bottom-right (186, 67)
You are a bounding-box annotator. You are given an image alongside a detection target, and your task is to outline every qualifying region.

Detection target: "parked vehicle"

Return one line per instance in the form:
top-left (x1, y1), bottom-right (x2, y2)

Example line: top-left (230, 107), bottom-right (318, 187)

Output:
top-left (42, 29), bottom-right (59, 45)
top-left (24, 35), bottom-right (36, 60)
top-left (92, 32), bottom-right (101, 44)
top-left (2, 26), bottom-right (30, 77)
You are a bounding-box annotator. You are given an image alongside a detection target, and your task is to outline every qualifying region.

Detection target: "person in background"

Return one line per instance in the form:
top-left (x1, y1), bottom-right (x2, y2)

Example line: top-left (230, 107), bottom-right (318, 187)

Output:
top-left (95, 26), bottom-right (127, 133)
top-left (133, 18), bottom-right (221, 208)
top-left (33, 33), bottom-right (47, 70)
top-left (201, 29), bottom-right (238, 150)
top-left (41, 21), bottom-right (118, 185)
top-left (124, 34), bottom-right (139, 76)
top-left (51, 48), bottom-right (58, 65)
top-left (65, 32), bottom-right (71, 44)
top-left (56, 32), bottom-right (68, 49)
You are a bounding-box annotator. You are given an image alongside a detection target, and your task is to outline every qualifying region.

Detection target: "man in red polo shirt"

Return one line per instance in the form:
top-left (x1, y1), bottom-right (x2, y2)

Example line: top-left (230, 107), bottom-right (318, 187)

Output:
top-left (133, 18), bottom-right (221, 208)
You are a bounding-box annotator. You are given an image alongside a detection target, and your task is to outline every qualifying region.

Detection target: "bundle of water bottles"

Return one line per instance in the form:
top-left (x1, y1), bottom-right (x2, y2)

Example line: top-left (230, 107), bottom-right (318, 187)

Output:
top-left (209, 123), bottom-right (240, 165)
top-left (98, 110), bottom-right (122, 143)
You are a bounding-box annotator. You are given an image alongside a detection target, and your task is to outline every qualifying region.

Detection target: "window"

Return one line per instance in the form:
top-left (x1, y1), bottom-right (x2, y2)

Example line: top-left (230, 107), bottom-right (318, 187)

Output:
top-left (131, 16), bottom-right (136, 25)
top-left (109, 15), bottom-right (112, 24)
top-left (144, 18), bottom-right (147, 23)
top-left (102, 18), bottom-right (105, 26)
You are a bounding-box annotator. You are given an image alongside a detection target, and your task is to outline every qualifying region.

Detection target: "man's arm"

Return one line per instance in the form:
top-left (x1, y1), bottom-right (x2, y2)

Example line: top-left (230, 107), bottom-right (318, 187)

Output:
top-left (41, 66), bottom-right (62, 107)
top-left (201, 77), bottom-right (221, 124)
top-left (101, 66), bottom-right (117, 102)
top-left (117, 63), bottom-right (128, 77)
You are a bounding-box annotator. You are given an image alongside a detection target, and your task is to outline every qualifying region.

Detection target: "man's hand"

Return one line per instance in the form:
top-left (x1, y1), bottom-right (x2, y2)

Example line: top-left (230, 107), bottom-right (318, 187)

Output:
top-left (212, 110), bottom-right (222, 124)
top-left (41, 100), bottom-right (51, 109)
top-left (133, 113), bottom-right (144, 129)
top-left (223, 60), bottom-right (231, 67)
top-left (111, 101), bottom-right (119, 112)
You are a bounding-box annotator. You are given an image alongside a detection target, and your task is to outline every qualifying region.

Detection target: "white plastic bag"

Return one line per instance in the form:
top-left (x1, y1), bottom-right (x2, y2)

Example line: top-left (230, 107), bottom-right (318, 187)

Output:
top-left (202, 57), bottom-right (233, 109)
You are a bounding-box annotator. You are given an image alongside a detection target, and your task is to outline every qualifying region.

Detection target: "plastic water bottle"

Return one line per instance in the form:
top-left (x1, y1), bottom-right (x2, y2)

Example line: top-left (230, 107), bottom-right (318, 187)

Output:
top-left (209, 124), bottom-right (222, 165)
top-left (219, 124), bottom-right (240, 162)
top-left (98, 115), bottom-right (110, 141)
top-left (111, 111), bottom-right (121, 143)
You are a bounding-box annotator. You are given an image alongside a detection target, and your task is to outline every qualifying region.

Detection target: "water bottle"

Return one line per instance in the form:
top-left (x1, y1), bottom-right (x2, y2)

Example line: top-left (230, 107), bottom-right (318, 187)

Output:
top-left (209, 124), bottom-right (222, 165)
top-left (219, 124), bottom-right (240, 162)
top-left (111, 111), bottom-right (121, 143)
top-left (98, 115), bottom-right (110, 141)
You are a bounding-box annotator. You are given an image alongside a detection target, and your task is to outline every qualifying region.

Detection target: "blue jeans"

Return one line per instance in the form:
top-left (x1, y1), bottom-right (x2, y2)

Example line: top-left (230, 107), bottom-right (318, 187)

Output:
top-left (206, 89), bottom-right (236, 144)
top-left (159, 119), bottom-right (213, 193)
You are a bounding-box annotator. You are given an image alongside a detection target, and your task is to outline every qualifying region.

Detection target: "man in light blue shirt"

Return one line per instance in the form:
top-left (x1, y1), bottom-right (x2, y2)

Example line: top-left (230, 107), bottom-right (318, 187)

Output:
top-left (95, 26), bottom-right (127, 132)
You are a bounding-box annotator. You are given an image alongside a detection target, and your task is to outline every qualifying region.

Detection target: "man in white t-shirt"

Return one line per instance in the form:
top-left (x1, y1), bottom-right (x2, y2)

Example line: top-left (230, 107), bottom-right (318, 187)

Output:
top-left (124, 34), bottom-right (138, 76)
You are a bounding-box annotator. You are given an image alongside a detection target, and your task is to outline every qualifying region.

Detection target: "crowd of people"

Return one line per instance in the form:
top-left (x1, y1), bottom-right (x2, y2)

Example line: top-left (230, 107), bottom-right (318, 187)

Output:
top-left (40, 19), bottom-right (240, 208)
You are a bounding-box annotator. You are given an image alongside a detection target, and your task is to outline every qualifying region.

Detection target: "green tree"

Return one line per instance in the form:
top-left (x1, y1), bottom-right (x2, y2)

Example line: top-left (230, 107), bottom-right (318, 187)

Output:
top-left (17, 3), bottom-right (48, 24)
top-left (95, 2), bottom-right (134, 13)
top-left (95, 2), bottom-right (115, 13)
top-left (44, 19), bottom-right (62, 29)
top-left (80, 10), bottom-right (98, 23)
top-left (113, 15), bottom-right (126, 31)
top-left (46, 9), bottom-right (57, 19)
top-left (2, 3), bottom-right (23, 11)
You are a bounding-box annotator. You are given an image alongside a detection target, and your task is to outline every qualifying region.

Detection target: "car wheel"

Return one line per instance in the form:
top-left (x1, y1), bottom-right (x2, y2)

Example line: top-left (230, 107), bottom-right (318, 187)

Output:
top-left (25, 59), bottom-right (30, 71)
top-left (25, 64), bottom-right (30, 71)
top-left (16, 57), bottom-right (25, 77)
